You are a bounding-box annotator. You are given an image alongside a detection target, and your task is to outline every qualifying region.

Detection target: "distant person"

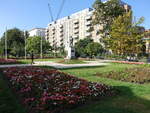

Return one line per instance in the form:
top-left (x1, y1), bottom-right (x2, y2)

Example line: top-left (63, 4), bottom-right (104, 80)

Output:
top-left (31, 51), bottom-right (34, 65)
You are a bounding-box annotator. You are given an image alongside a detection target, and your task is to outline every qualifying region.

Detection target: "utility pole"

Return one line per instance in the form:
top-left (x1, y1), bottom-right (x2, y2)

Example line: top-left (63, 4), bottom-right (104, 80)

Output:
top-left (40, 31), bottom-right (43, 59)
top-left (24, 30), bottom-right (27, 60)
top-left (5, 27), bottom-right (7, 60)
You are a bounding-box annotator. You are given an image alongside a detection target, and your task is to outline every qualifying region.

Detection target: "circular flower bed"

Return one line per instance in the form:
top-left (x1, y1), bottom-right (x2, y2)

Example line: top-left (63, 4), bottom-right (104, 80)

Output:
top-left (3, 67), bottom-right (116, 113)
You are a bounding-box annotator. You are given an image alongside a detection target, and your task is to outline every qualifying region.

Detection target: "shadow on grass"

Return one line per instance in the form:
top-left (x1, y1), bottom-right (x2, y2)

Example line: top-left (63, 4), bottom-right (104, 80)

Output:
top-left (0, 71), bottom-right (26, 113)
top-left (69, 86), bottom-right (150, 113)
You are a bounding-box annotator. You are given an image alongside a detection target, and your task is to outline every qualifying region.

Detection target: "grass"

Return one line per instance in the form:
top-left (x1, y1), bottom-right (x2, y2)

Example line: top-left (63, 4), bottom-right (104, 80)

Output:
top-left (57, 63), bottom-right (150, 113)
top-left (95, 66), bottom-right (150, 84)
top-left (60, 63), bottom-right (138, 76)
top-left (19, 58), bottom-right (90, 64)
top-left (57, 59), bottom-right (86, 64)
top-left (0, 63), bottom-right (150, 113)
top-left (0, 71), bottom-right (26, 113)
top-left (18, 58), bottom-right (63, 64)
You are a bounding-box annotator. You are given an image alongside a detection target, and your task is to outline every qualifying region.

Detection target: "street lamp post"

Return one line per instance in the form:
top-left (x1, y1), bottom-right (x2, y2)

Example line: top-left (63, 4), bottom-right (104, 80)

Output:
top-left (148, 43), bottom-right (150, 63)
top-left (24, 30), bottom-right (27, 60)
top-left (5, 27), bottom-right (7, 60)
top-left (143, 38), bottom-right (150, 63)
top-left (40, 31), bottom-right (43, 59)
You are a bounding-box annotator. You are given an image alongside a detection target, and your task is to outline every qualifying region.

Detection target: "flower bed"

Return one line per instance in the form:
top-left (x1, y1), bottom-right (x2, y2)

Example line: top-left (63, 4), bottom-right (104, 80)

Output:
top-left (3, 67), bottom-right (116, 113)
top-left (0, 58), bottom-right (18, 65)
top-left (95, 67), bottom-right (150, 84)
top-left (112, 61), bottom-right (145, 65)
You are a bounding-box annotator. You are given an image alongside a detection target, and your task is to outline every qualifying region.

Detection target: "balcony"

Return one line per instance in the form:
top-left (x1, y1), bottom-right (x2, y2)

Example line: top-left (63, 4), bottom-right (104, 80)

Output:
top-left (85, 32), bottom-right (92, 37)
top-left (46, 37), bottom-right (49, 40)
top-left (85, 16), bottom-right (92, 20)
top-left (60, 43), bottom-right (63, 46)
top-left (86, 21), bottom-right (92, 26)
top-left (74, 20), bottom-right (79, 24)
top-left (52, 36), bottom-right (55, 39)
top-left (74, 24), bottom-right (79, 29)
top-left (52, 27), bottom-right (55, 31)
top-left (53, 40), bottom-right (55, 43)
top-left (86, 26), bottom-right (91, 31)
top-left (59, 33), bottom-right (63, 37)
top-left (73, 35), bottom-right (79, 39)
top-left (46, 29), bottom-right (49, 32)
top-left (74, 29), bottom-right (79, 34)
top-left (51, 30), bottom-right (55, 34)
top-left (59, 28), bottom-right (63, 32)
top-left (59, 24), bottom-right (63, 28)
top-left (60, 38), bottom-right (63, 42)
top-left (46, 34), bottom-right (49, 37)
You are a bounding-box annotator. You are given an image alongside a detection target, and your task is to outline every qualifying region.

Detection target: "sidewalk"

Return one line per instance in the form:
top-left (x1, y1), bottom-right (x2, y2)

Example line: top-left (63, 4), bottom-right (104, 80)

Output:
top-left (35, 61), bottom-right (109, 69)
top-left (0, 61), bottom-right (109, 69)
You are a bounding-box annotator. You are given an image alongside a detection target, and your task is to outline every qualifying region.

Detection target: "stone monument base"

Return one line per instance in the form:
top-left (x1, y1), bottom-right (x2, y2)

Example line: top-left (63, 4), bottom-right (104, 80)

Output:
top-left (66, 47), bottom-right (76, 60)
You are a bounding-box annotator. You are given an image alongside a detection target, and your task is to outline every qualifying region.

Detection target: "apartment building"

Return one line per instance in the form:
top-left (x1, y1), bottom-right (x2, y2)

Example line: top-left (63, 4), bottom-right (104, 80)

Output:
top-left (46, 2), bottom-right (131, 50)
top-left (144, 29), bottom-right (150, 53)
top-left (46, 8), bottom-right (100, 50)
top-left (29, 28), bottom-right (46, 38)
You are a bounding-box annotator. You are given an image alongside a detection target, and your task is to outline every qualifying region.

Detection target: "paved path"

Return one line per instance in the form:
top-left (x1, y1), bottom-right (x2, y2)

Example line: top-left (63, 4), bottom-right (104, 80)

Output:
top-left (35, 61), bottom-right (109, 69)
top-left (0, 61), bottom-right (109, 69)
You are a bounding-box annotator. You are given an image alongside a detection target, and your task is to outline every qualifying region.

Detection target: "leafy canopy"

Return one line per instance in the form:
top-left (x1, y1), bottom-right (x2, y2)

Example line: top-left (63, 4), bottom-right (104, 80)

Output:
top-left (75, 37), bottom-right (104, 57)
top-left (93, 0), bottom-right (126, 35)
top-left (0, 28), bottom-right (25, 57)
top-left (75, 38), bottom-right (93, 57)
top-left (106, 11), bottom-right (145, 56)
top-left (86, 42), bottom-right (104, 57)
top-left (26, 36), bottom-right (51, 55)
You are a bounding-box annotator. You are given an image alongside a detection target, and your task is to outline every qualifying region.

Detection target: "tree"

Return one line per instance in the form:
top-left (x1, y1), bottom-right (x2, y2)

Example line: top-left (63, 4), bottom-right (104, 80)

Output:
top-left (93, 0), bottom-right (126, 37)
top-left (75, 38), bottom-right (93, 57)
top-left (86, 42), bottom-right (104, 58)
top-left (26, 36), bottom-right (51, 55)
top-left (0, 28), bottom-right (25, 57)
top-left (106, 11), bottom-right (145, 56)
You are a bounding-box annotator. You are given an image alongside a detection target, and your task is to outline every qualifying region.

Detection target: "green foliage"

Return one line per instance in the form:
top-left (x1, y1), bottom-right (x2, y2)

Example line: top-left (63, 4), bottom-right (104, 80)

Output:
top-left (75, 38), bottom-right (93, 57)
top-left (56, 46), bottom-right (66, 57)
top-left (106, 11), bottom-right (145, 56)
top-left (86, 42), bottom-right (104, 58)
top-left (93, 0), bottom-right (126, 35)
top-left (0, 28), bottom-right (25, 57)
top-left (26, 36), bottom-right (51, 55)
top-left (57, 59), bottom-right (85, 64)
top-left (96, 67), bottom-right (150, 84)
top-left (75, 38), bottom-right (104, 58)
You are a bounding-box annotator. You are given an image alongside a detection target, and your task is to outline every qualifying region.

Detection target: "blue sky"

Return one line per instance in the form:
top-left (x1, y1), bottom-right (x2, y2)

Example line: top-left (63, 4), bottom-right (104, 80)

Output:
top-left (0, 0), bottom-right (150, 37)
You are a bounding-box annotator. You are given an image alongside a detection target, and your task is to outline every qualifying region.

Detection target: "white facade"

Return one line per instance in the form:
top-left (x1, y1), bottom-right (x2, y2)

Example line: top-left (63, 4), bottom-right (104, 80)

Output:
top-left (46, 3), bottom-right (131, 51)
top-left (29, 28), bottom-right (46, 38)
top-left (46, 8), bottom-right (101, 50)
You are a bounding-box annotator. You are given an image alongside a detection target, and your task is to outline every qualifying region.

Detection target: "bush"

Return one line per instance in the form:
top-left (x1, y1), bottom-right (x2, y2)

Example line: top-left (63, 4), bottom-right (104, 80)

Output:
top-left (95, 67), bottom-right (150, 84)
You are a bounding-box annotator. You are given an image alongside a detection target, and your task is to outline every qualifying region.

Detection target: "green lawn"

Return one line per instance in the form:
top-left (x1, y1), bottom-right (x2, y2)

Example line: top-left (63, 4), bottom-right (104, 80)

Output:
top-left (18, 58), bottom-right (63, 64)
top-left (59, 63), bottom-right (150, 113)
top-left (1, 58), bottom-right (88, 65)
top-left (57, 59), bottom-right (86, 64)
top-left (0, 72), bottom-right (26, 113)
top-left (0, 63), bottom-right (150, 113)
